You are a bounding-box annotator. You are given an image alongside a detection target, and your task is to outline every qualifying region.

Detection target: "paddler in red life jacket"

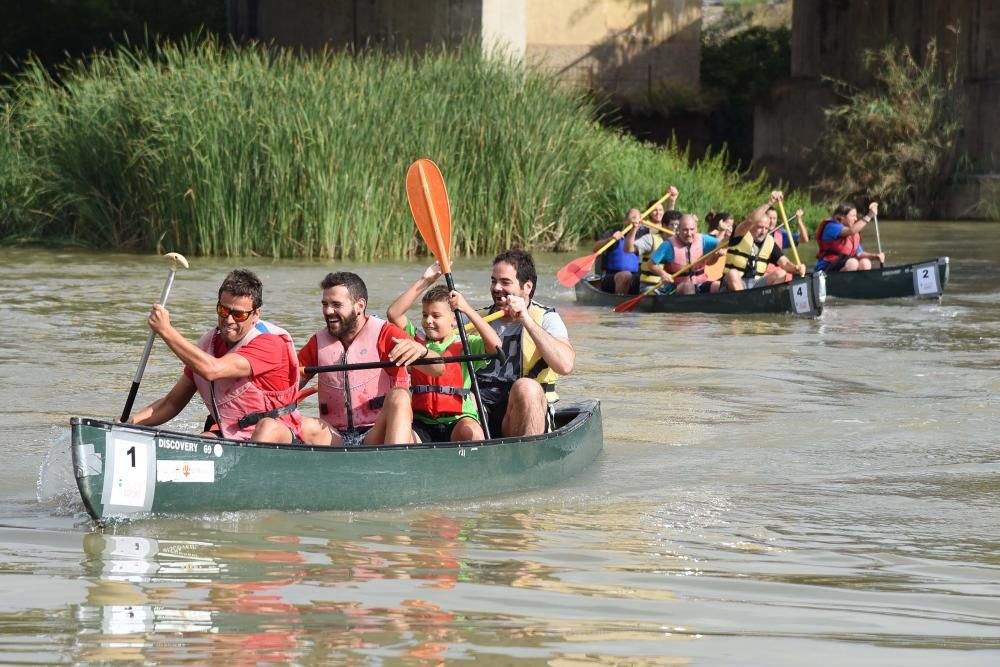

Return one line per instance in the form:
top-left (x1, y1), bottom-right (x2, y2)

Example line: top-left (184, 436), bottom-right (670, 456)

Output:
top-left (297, 271), bottom-right (439, 447)
top-left (815, 202), bottom-right (885, 272)
top-left (722, 191), bottom-right (808, 291)
top-left (478, 249), bottom-right (575, 438)
top-left (647, 213), bottom-right (723, 295)
top-left (386, 263), bottom-right (502, 442)
top-left (129, 269), bottom-right (304, 444)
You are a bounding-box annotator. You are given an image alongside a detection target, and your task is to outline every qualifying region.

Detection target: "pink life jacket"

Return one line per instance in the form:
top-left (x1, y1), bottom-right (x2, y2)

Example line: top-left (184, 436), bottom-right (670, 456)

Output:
top-left (663, 234), bottom-right (707, 285)
top-left (316, 315), bottom-right (408, 431)
top-left (193, 321), bottom-right (301, 440)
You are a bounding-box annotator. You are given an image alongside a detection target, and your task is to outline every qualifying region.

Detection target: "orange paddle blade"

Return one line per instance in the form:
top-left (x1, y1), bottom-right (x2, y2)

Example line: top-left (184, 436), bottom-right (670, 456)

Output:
top-left (406, 158), bottom-right (452, 272)
top-left (704, 252), bottom-right (726, 281)
top-left (556, 252), bottom-right (600, 287)
top-left (613, 290), bottom-right (649, 313)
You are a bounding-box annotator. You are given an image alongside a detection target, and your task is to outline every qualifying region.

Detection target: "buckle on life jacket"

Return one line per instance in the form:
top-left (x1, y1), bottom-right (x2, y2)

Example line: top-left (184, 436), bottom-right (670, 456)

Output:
top-left (238, 402), bottom-right (298, 429)
top-left (368, 395), bottom-right (386, 410)
top-left (411, 385), bottom-right (470, 397)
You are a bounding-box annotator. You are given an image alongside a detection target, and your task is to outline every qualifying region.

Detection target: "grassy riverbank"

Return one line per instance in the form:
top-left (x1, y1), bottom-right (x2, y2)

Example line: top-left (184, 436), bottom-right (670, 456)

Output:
top-left (0, 40), bottom-right (820, 259)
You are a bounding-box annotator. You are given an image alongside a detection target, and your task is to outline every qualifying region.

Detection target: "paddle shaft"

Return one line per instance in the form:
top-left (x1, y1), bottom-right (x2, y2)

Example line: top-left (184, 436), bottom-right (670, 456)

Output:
top-left (592, 201), bottom-right (678, 258)
top-left (872, 214), bottom-right (883, 263)
top-left (120, 265), bottom-right (180, 422)
top-left (305, 351), bottom-right (500, 374)
top-left (412, 159), bottom-right (492, 438)
top-left (615, 242), bottom-right (728, 312)
top-left (776, 199), bottom-right (802, 265)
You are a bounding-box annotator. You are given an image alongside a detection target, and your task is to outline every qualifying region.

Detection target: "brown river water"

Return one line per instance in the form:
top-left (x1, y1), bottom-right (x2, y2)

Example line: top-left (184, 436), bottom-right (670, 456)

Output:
top-left (1, 221), bottom-right (998, 665)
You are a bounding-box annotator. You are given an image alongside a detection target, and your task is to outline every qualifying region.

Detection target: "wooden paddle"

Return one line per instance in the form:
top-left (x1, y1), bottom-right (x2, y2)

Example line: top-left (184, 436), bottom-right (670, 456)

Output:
top-left (556, 191), bottom-right (676, 288)
top-left (614, 243), bottom-right (728, 313)
top-left (871, 212), bottom-right (884, 266)
top-left (464, 309), bottom-right (503, 332)
top-left (775, 199), bottom-right (802, 265)
top-left (120, 252), bottom-right (189, 422)
top-left (406, 158), bottom-right (492, 438)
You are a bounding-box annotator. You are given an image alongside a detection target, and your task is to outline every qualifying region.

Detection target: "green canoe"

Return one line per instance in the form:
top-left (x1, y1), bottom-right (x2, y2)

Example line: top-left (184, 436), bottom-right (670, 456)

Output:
top-left (823, 257), bottom-right (949, 299)
top-left (70, 401), bottom-right (602, 522)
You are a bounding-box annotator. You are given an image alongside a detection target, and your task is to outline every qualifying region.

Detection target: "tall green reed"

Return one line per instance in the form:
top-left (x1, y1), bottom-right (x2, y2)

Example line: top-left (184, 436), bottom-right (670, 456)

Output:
top-left (0, 39), bottom-right (815, 258)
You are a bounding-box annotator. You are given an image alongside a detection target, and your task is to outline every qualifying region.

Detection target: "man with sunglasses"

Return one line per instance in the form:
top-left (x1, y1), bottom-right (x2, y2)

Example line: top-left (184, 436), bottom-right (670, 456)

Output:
top-left (128, 269), bottom-right (304, 444)
top-left (297, 271), bottom-right (438, 447)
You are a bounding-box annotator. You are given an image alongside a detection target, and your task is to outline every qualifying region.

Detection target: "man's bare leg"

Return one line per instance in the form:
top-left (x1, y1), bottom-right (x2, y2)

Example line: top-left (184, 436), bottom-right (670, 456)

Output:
top-left (723, 268), bottom-right (744, 291)
top-left (251, 417), bottom-right (294, 444)
top-left (363, 387), bottom-right (414, 445)
top-left (501, 378), bottom-right (547, 437)
top-left (300, 415), bottom-right (340, 446)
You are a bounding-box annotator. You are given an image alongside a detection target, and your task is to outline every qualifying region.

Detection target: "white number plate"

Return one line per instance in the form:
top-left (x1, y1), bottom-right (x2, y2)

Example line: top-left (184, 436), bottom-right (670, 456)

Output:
top-left (104, 432), bottom-right (155, 511)
top-left (792, 282), bottom-right (812, 313)
top-left (913, 263), bottom-right (941, 295)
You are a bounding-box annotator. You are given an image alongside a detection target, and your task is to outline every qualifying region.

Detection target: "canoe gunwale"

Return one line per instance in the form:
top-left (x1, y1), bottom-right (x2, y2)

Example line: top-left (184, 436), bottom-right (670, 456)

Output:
top-left (821, 256), bottom-right (949, 300)
top-left (70, 400), bottom-right (599, 454)
top-left (573, 271), bottom-right (825, 316)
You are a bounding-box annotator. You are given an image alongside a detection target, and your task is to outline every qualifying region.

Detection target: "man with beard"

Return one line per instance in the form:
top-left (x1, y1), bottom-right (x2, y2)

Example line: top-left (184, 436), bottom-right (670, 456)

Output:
top-left (722, 192), bottom-right (807, 291)
top-left (128, 269), bottom-right (303, 444)
top-left (477, 249), bottom-right (575, 438)
top-left (297, 271), bottom-right (438, 446)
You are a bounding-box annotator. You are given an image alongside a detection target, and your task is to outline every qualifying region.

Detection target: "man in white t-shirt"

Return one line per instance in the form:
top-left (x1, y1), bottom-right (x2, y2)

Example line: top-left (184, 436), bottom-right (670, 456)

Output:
top-left (477, 249), bottom-right (575, 437)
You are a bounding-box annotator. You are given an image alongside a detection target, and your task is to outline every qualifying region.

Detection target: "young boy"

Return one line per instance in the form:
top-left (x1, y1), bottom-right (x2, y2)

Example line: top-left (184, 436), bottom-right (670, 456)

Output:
top-left (386, 264), bottom-right (501, 442)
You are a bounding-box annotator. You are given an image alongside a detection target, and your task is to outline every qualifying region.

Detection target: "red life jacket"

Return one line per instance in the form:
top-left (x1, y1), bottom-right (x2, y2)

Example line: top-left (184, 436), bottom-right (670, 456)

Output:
top-left (663, 234), bottom-right (707, 285)
top-left (410, 335), bottom-right (469, 418)
top-left (316, 315), bottom-right (407, 431)
top-left (192, 322), bottom-right (301, 440)
top-left (816, 218), bottom-right (860, 264)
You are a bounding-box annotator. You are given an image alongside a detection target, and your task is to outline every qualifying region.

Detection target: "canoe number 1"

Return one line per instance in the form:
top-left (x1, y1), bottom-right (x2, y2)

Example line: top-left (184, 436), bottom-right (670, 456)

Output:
top-left (126, 446), bottom-right (136, 467)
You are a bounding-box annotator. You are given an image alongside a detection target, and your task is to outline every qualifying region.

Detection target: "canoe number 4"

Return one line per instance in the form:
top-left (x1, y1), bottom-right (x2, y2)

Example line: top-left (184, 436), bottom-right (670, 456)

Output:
top-left (792, 283), bottom-right (813, 314)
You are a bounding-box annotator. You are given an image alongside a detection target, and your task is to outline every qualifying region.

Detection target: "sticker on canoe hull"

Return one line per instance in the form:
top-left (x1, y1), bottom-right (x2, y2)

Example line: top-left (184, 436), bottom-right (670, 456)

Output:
top-left (156, 460), bottom-right (215, 483)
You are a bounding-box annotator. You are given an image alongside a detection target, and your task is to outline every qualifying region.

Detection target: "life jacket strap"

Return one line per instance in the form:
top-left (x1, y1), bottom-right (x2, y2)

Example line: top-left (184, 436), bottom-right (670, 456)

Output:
top-left (238, 401), bottom-right (298, 429)
top-left (411, 385), bottom-right (470, 397)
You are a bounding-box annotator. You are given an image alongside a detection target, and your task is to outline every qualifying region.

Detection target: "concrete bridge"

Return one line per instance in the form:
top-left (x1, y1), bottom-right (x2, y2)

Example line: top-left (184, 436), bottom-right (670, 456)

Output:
top-left (756, 0), bottom-right (999, 217)
top-left (226, 0), bottom-right (997, 217)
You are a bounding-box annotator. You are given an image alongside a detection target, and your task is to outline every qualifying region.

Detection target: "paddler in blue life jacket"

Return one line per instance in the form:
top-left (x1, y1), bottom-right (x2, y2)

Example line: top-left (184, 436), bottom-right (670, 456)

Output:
top-left (478, 249), bottom-right (575, 438)
top-left (594, 207), bottom-right (646, 294)
top-left (626, 185), bottom-right (682, 288)
top-left (648, 213), bottom-right (723, 295)
top-left (386, 263), bottom-right (501, 443)
top-left (722, 192), bottom-right (807, 291)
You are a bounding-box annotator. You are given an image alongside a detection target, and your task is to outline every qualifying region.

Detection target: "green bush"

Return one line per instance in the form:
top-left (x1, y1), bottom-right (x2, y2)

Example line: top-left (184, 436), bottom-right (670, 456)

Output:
top-left (811, 39), bottom-right (963, 219)
top-left (0, 38), bottom-right (816, 258)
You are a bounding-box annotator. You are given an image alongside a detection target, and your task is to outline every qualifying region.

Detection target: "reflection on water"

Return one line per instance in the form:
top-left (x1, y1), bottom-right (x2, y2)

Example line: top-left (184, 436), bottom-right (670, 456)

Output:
top-left (1, 222), bottom-right (1000, 664)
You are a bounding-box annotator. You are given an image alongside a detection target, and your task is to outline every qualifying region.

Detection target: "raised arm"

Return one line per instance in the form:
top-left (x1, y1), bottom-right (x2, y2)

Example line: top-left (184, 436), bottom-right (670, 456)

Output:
top-left (734, 191), bottom-right (781, 238)
top-left (386, 262), bottom-right (442, 328)
top-left (149, 304), bottom-right (251, 381)
top-left (621, 208), bottom-right (643, 253)
top-left (665, 185), bottom-right (679, 211)
top-left (794, 208), bottom-right (809, 243)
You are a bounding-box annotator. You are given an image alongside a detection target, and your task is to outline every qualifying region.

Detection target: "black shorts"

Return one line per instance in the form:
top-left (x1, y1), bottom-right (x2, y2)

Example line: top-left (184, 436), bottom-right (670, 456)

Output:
top-left (600, 271), bottom-right (640, 294)
top-left (413, 419), bottom-right (463, 443)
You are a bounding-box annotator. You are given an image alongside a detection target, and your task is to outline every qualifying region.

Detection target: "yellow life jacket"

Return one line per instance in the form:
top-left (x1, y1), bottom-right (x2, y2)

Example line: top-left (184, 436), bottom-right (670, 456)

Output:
top-left (724, 231), bottom-right (776, 279)
top-left (478, 302), bottom-right (560, 403)
top-left (639, 234), bottom-right (665, 284)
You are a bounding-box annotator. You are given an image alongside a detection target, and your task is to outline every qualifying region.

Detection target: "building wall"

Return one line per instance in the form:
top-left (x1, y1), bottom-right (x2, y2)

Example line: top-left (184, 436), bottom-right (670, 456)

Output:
top-left (226, 0), bottom-right (700, 107)
top-left (525, 0), bottom-right (701, 103)
top-left (755, 0), bottom-right (1000, 215)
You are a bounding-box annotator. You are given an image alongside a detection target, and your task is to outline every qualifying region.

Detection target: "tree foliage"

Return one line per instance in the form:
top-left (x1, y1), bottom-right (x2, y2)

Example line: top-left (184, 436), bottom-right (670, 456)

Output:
top-left (811, 39), bottom-right (963, 219)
